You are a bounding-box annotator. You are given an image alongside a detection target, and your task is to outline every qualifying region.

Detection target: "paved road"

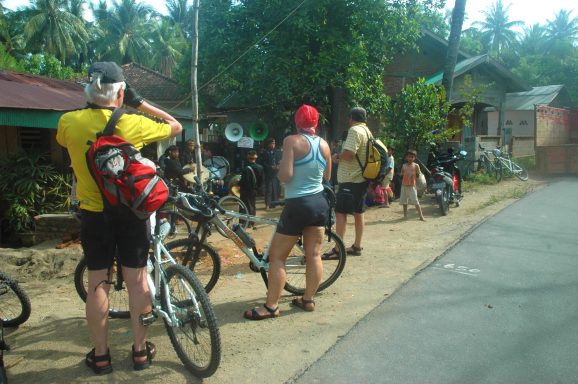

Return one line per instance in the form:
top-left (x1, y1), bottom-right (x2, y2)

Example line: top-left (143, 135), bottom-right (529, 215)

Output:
top-left (293, 179), bottom-right (578, 384)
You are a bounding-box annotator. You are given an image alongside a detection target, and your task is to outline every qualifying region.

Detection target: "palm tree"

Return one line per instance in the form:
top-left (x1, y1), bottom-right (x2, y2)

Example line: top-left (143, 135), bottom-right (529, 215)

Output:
top-left (518, 24), bottom-right (547, 56)
top-left (166, 0), bottom-right (191, 35)
top-left (473, 0), bottom-right (523, 59)
top-left (546, 9), bottom-right (578, 44)
top-left (20, 0), bottom-right (88, 64)
top-left (91, 0), bottom-right (154, 64)
top-left (149, 18), bottom-right (185, 77)
top-left (442, 0), bottom-right (467, 101)
top-left (0, 1), bottom-right (9, 42)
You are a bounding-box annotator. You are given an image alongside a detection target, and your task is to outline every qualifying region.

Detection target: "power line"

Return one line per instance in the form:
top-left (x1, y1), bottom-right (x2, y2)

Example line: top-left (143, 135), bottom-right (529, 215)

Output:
top-left (198, 0), bottom-right (309, 92)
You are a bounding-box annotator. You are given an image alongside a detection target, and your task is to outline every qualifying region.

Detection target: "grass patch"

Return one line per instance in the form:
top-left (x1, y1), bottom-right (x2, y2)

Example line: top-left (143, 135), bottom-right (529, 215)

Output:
top-left (513, 155), bottom-right (535, 170)
top-left (507, 188), bottom-right (526, 199)
top-left (461, 172), bottom-right (498, 192)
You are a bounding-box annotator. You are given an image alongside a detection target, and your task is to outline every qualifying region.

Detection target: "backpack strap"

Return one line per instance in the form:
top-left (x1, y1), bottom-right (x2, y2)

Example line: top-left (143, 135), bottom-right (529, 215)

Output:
top-left (355, 126), bottom-right (373, 172)
top-left (100, 108), bottom-right (126, 137)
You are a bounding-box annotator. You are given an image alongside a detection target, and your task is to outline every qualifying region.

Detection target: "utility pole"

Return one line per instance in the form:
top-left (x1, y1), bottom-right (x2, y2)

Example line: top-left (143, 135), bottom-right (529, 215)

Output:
top-left (191, 0), bottom-right (202, 177)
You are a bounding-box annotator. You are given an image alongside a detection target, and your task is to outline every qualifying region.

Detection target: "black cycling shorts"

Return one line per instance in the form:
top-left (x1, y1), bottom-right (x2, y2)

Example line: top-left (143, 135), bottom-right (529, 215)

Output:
top-left (335, 181), bottom-right (369, 214)
top-left (276, 192), bottom-right (329, 236)
top-left (80, 209), bottom-right (150, 270)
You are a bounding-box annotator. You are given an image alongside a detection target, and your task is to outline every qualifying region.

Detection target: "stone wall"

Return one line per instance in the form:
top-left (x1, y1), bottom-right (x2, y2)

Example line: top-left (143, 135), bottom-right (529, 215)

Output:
top-left (34, 213), bottom-right (80, 244)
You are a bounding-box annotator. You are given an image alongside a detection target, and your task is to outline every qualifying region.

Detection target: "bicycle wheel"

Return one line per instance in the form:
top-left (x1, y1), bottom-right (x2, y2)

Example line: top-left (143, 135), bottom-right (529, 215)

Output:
top-left (158, 209), bottom-right (192, 240)
top-left (162, 264), bottom-right (221, 378)
top-left (511, 161), bottom-right (529, 181)
top-left (164, 238), bottom-right (221, 294)
top-left (0, 271), bottom-right (31, 327)
top-left (215, 195), bottom-right (248, 237)
top-left (493, 159), bottom-right (502, 182)
top-left (74, 258), bottom-right (130, 319)
top-left (282, 229), bottom-right (346, 295)
top-left (462, 160), bottom-right (477, 180)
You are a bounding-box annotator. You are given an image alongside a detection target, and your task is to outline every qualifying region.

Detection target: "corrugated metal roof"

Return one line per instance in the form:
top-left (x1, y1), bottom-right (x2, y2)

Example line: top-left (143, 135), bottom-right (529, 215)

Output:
top-left (504, 85), bottom-right (565, 110)
top-left (0, 71), bottom-right (85, 111)
top-left (426, 54), bottom-right (530, 92)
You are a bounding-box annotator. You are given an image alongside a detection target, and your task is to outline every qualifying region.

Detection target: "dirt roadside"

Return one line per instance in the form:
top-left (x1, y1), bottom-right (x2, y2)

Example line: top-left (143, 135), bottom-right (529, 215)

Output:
top-left (1, 177), bottom-right (544, 384)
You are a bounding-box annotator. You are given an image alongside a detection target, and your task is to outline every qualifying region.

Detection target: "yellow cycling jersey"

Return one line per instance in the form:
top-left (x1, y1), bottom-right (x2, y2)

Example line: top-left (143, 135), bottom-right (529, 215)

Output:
top-left (57, 107), bottom-right (172, 212)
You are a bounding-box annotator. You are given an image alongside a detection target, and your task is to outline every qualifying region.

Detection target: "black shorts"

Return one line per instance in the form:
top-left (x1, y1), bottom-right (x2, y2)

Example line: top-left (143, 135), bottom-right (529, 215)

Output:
top-left (80, 209), bottom-right (150, 270)
top-left (335, 182), bottom-right (369, 214)
top-left (276, 192), bottom-right (329, 236)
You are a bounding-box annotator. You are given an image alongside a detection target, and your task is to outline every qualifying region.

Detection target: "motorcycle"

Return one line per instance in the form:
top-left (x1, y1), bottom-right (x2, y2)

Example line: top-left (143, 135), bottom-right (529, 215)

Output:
top-left (426, 149), bottom-right (467, 216)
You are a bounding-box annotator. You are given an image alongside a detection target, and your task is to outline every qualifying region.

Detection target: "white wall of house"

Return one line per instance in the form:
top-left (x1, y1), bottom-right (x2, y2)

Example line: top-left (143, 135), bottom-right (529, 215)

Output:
top-left (487, 110), bottom-right (535, 137)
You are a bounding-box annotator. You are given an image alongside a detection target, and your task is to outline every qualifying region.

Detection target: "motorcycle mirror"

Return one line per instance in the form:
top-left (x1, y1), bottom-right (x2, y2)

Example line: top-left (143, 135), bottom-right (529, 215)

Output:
top-left (459, 150), bottom-right (467, 157)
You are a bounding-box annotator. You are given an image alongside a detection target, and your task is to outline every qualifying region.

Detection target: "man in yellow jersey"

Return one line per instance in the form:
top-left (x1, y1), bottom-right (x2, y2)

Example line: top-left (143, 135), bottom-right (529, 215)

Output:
top-left (329, 107), bottom-right (370, 257)
top-left (57, 62), bottom-right (182, 375)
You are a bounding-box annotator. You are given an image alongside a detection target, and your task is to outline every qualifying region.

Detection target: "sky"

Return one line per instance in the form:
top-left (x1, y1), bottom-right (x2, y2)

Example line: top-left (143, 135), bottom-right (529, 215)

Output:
top-left (2, 0), bottom-right (576, 29)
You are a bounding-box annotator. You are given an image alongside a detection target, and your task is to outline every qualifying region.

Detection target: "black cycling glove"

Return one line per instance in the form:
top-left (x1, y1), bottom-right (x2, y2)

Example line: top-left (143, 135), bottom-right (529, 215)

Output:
top-left (124, 82), bottom-right (144, 108)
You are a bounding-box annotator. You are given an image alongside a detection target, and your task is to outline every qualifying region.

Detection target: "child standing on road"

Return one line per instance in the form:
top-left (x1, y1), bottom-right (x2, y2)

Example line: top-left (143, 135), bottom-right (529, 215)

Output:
top-left (400, 149), bottom-right (425, 221)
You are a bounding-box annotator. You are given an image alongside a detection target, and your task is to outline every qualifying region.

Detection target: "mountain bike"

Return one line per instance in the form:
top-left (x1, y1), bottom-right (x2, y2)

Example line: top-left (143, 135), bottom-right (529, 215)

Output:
top-left (464, 144), bottom-right (503, 182)
top-left (0, 271), bottom-right (32, 384)
top-left (165, 178), bottom-right (347, 295)
top-left (74, 216), bottom-right (221, 377)
top-left (0, 271), bottom-right (31, 328)
top-left (159, 181), bottom-right (247, 240)
top-left (494, 149), bottom-right (529, 181)
top-left (1, 320), bottom-right (8, 384)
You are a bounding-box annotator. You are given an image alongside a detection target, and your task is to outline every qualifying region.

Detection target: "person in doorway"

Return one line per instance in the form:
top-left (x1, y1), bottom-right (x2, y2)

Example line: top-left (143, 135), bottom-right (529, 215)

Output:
top-left (400, 149), bottom-right (425, 221)
top-left (380, 147), bottom-right (395, 207)
top-left (179, 139), bottom-right (197, 166)
top-left (259, 137), bottom-right (282, 210)
top-left (328, 107), bottom-right (370, 257)
top-left (239, 150), bottom-right (263, 228)
top-left (56, 61), bottom-right (182, 374)
top-left (244, 104), bottom-right (331, 319)
top-left (163, 145), bottom-right (193, 190)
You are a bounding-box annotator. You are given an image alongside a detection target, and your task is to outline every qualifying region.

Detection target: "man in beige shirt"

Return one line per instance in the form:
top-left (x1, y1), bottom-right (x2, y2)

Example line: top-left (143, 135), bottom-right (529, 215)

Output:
top-left (325, 107), bottom-right (370, 257)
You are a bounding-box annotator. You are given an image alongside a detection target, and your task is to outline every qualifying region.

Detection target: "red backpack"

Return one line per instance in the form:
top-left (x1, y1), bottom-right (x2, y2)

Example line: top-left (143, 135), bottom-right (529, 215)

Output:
top-left (86, 108), bottom-right (168, 220)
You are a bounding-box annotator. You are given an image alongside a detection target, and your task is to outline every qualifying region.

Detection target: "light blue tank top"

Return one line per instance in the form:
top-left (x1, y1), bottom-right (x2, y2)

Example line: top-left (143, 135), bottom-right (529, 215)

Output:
top-left (284, 135), bottom-right (326, 199)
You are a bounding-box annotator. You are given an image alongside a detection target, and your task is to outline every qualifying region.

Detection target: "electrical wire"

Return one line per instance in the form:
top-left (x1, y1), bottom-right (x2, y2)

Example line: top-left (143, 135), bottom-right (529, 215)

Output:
top-left (198, 0), bottom-right (309, 92)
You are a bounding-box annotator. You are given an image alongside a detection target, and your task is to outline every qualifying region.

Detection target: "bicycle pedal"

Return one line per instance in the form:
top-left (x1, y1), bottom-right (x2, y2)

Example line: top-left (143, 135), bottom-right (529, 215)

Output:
top-left (139, 311), bottom-right (157, 326)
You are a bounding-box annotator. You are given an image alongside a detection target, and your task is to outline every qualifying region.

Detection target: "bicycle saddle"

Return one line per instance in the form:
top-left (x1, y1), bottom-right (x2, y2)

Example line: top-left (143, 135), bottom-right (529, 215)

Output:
top-left (175, 193), bottom-right (214, 221)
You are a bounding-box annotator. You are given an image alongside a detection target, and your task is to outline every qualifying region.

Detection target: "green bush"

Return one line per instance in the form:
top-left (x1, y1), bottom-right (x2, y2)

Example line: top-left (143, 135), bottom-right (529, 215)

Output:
top-left (0, 151), bottom-right (71, 234)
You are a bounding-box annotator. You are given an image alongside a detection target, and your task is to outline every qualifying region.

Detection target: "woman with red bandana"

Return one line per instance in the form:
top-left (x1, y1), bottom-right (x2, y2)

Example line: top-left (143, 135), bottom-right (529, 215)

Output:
top-left (244, 105), bottom-right (332, 320)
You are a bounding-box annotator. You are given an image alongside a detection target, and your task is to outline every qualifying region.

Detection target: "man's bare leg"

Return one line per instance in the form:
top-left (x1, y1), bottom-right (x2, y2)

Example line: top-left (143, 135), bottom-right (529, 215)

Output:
top-left (86, 269), bottom-right (111, 366)
top-left (122, 266), bottom-right (152, 360)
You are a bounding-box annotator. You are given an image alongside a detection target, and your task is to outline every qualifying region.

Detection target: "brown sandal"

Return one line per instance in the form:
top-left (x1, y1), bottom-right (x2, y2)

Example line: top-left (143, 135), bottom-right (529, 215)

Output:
top-left (132, 341), bottom-right (156, 371)
top-left (243, 304), bottom-right (280, 320)
top-left (346, 245), bottom-right (363, 256)
top-left (291, 297), bottom-right (315, 312)
top-left (85, 348), bottom-right (113, 375)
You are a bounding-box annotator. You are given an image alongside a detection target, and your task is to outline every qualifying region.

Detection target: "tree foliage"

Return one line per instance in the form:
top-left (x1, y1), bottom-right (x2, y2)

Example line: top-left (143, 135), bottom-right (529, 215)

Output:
top-left (385, 78), bottom-right (453, 151)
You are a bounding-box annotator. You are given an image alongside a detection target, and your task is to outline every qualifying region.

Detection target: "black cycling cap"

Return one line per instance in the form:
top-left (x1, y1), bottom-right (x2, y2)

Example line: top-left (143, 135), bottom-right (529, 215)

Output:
top-left (88, 61), bottom-right (125, 84)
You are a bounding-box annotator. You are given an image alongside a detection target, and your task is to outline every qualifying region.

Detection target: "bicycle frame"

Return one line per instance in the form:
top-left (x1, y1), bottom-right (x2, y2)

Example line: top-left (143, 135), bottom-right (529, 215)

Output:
top-left (201, 211), bottom-right (279, 270)
top-left (147, 230), bottom-right (202, 328)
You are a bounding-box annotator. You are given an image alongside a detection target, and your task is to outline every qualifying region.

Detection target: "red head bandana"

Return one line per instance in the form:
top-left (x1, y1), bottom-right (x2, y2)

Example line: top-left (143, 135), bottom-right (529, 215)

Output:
top-left (295, 104), bottom-right (319, 135)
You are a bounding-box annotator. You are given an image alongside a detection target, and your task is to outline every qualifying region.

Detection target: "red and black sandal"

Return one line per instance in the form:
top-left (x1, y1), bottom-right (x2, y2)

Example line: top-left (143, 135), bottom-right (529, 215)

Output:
top-left (85, 348), bottom-right (113, 375)
top-left (132, 341), bottom-right (156, 371)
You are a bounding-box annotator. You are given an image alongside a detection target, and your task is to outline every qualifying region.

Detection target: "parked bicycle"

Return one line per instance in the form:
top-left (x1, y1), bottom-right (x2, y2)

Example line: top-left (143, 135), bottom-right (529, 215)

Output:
top-left (164, 178), bottom-right (347, 296)
top-left (464, 144), bottom-right (503, 182)
top-left (159, 180), bottom-right (248, 240)
top-left (493, 147), bottom-right (529, 181)
top-left (0, 272), bottom-right (31, 328)
top-left (0, 271), bottom-right (32, 384)
top-left (1, 320), bottom-right (8, 384)
top-left (74, 214), bottom-right (221, 377)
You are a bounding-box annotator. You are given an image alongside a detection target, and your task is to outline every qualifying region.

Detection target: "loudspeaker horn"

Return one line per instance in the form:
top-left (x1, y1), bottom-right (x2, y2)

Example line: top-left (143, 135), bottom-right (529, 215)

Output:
top-left (249, 121), bottom-right (269, 141)
top-left (224, 123), bottom-right (243, 142)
